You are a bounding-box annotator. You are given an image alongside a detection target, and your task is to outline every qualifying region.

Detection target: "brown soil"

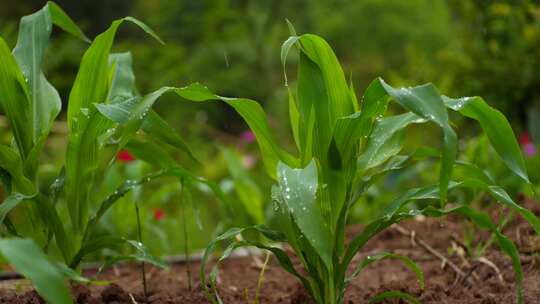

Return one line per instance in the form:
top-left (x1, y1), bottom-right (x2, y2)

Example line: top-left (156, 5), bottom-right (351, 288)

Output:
top-left (1, 200), bottom-right (540, 304)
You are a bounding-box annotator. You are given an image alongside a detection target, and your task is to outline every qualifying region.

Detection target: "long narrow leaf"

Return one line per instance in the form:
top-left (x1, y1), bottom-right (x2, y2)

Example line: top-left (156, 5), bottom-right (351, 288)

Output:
top-left (0, 238), bottom-right (73, 304)
top-left (0, 38), bottom-right (32, 159)
top-left (277, 160), bottom-right (333, 269)
top-left (444, 96), bottom-right (529, 183)
top-left (368, 291), bottom-right (420, 304)
top-left (0, 144), bottom-right (35, 194)
top-left (347, 252), bottom-right (424, 290)
top-left (379, 79), bottom-right (457, 205)
top-left (176, 83), bottom-right (298, 179)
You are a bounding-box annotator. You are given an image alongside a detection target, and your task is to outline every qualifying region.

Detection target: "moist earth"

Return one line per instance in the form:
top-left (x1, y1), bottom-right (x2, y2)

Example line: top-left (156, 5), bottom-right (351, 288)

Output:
top-left (1, 200), bottom-right (539, 303)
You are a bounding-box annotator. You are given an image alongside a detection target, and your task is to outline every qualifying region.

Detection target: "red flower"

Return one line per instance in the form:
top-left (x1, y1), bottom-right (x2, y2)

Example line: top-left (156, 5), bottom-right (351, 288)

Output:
top-left (519, 132), bottom-right (537, 157)
top-left (519, 133), bottom-right (532, 145)
top-left (117, 149), bottom-right (135, 162)
top-left (153, 208), bottom-right (166, 221)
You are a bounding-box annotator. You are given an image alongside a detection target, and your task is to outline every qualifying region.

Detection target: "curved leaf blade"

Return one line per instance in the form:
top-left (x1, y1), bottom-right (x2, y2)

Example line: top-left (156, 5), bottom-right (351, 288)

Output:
top-left (277, 160), bottom-right (333, 270)
top-left (444, 96), bottom-right (529, 183)
top-left (368, 291), bottom-right (420, 304)
top-left (0, 238), bottom-right (73, 304)
top-left (176, 83), bottom-right (297, 179)
top-left (47, 1), bottom-right (89, 42)
top-left (0, 38), bottom-right (32, 159)
top-left (348, 252), bottom-right (424, 290)
top-left (379, 79), bottom-right (457, 205)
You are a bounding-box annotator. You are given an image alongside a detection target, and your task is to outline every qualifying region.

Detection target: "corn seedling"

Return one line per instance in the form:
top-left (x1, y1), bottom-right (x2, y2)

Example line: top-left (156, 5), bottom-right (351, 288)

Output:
top-left (176, 32), bottom-right (540, 304)
top-left (0, 3), bottom-right (225, 302)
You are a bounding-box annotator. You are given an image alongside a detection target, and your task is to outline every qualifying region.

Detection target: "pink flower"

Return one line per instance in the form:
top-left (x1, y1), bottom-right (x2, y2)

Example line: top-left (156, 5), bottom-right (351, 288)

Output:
top-left (519, 132), bottom-right (536, 157)
top-left (153, 208), bottom-right (166, 221)
top-left (117, 150), bottom-right (135, 162)
top-left (523, 143), bottom-right (537, 157)
top-left (239, 130), bottom-right (256, 143)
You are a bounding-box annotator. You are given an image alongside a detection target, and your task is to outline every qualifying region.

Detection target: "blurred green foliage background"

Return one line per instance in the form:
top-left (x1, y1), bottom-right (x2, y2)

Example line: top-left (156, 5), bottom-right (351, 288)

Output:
top-left (1, 0), bottom-right (540, 257)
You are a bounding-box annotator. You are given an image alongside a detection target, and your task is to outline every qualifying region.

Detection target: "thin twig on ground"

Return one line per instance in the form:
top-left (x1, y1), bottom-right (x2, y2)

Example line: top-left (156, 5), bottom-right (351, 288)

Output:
top-left (475, 257), bottom-right (505, 284)
top-left (392, 224), bottom-right (475, 286)
top-left (129, 293), bottom-right (138, 304)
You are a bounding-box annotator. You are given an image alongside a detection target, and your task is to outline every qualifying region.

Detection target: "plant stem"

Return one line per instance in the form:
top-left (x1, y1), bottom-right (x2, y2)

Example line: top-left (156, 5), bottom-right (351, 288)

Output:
top-left (135, 202), bottom-right (148, 299)
top-left (477, 209), bottom-right (515, 257)
top-left (180, 179), bottom-right (192, 290)
top-left (254, 252), bottom-right (271, 304)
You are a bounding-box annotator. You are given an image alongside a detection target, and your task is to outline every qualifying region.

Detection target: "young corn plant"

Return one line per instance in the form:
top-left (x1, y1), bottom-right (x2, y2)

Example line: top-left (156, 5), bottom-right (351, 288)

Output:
top-left (177, 33), bottom-right (540, 304)
top-left (0, 3), bottom-right (224, 302)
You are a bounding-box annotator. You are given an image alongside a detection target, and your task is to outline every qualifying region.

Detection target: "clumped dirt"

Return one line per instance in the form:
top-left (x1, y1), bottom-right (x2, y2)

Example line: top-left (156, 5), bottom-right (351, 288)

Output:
top-left (1, 200), bottom-right (540, 303)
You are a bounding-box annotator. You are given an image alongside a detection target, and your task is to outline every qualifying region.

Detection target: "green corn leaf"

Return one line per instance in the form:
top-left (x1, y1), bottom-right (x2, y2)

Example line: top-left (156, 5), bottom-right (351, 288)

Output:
top-left (67, 17), bottom-right (161, 129)
top-left (295, 34), bottom-right (355, 159)
top-left (176, 83), bottom-right (297, 179)
top-left (0, 192), bottom-right (36, 224)
top-left (271, 185), bottom-right (305, 259)
top-left (123, 16), bottom-right (164, 45)
top-left (126, 139), bottom-right (177, 169)
top-left (454, 160), bottom-right (495, 184)
top-left (0, 238), bottom-right (73, 304)
top-left (280, 35), bottom-right (300, 85)
top-left (49, 168), bottom-right (65, 204)
top-left (65, 17), bottom-right (162, 232)
top-left (65, 110), bottom-right (113, 232)
top-left (368, 291), bottom-right (420, 304)
top-left (108, 52), bottom-right (137, 101)
top-left (288, 89), bottom-right (301, 152)
top-left (54, 262), bottom-right (109, 285)
top-left (102, 52), bottom-right (197, 160)
top-left (358, 79), bottom-right (391, 135)
top-left (0, 37), bottom-right (32, 160)
top-left (357, 112), bottom-right (426, 171)
top-left (347, 252), bottom-right (424, 290)
top-left (0, 168), bottom-right (12, 194)
top-left (277, 160), bottom-right (333, 270)
top-left (457, 179), bottom-right (540, 235)
top-left (283, 34), bottom-right (359, 237)
top-left (125, 239), bottom-right (168, 268)
top-left (33, 194), bottom-right (73, 263)
top-left (98, 86), bottom-right (173, 155)
top-left (444, 96), bottom-right (529, 183)
top-left (351, 154), bottom-right (412, 203)
top-left (330, 77), bottom-right (391, 166)
top-left (8, 2), bottom-right (88, 176)
top-left (332, 111), bottom-right (362, 165)
top-left (70, 235), bottom-right (124, 267)
top-left (0, 144), bottom-right (35, 194)
top-left (99, 244), bottom-right (168, 273)
top-left (12, 4), bottom-right (61, 146)
top-left (97, 86), bottom-right (197, 163)
top-left (379, 79), bottom-right (457, 205)
top-left (142, 111), bottom-right (198, 162)
top-left (47, 1), bottom-right (89, 42)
